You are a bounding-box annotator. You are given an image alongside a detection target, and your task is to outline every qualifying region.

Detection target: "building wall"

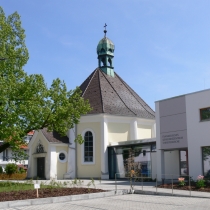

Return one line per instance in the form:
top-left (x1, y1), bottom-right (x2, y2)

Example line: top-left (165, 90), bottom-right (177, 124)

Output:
top-left (186, 89), bottom-right (210, 180)
top-left (137, 125), bottom-right (152, 139)
top-left (28, 131), bottom-right (49, 178)
top-left (0, 147), bottom-right (29, 169)
top-left (164, 150), bottom-right (180, 179)
top-left (151, 152), bottom-right (157, 180)
top-left (156, 89), bottom-right (210, 181)
top-left (78, 114), bottom-right (156, 179)
top-left (108, 122), bottom-right (130, 143)
top-left (77, 122), bottom-right (101, 178)
top-left (56, 146), bottom-right (68, 180)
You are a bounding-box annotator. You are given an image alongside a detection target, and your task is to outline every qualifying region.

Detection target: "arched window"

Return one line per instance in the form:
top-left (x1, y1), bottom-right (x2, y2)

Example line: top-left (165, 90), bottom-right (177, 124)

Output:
top-left (108, 57), bottom-right (112, 67)
top-left (101, 57), bottom-right (106, 66)
top-left (84, 131), bottom-right (93, 162)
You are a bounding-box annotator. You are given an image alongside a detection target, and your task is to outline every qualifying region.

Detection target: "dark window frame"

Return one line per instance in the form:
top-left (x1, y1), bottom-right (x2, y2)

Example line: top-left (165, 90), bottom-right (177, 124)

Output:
top-left (59, 153), bottom-right (66, 161)
top-left (84, 131), bottom-right (93, 162)
top-left (200, 107), bottom-right (210, 121)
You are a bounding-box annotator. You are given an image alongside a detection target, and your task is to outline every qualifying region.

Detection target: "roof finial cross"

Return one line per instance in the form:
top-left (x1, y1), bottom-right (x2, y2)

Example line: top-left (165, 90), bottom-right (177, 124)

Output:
top-left (104, 23), bottom-right (107, 38)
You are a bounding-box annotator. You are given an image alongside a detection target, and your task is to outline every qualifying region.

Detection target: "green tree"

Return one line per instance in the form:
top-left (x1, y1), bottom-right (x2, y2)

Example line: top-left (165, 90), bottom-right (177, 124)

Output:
top-left (0, 7), bottom-right (91, 154)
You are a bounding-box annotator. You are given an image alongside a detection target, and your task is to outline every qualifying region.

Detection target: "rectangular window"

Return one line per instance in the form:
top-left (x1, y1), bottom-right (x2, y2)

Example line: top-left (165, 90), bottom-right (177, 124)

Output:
top-left (202, 146), bottom-right (210, 178)
top-left (180, 150), bottom-right (188, 175)
top-left (200, 107), bottom-right (210, 121)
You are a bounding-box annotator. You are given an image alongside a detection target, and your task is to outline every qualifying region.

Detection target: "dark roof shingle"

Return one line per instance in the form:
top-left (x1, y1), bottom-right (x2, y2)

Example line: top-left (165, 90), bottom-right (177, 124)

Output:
top-left (41, 128), bottom-right (69, 144)
top-left (80, 68), bottom-right (155, 119)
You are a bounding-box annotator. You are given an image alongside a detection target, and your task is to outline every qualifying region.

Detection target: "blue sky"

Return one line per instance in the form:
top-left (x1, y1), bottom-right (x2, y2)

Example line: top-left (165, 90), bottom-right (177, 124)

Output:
top-left (1, 1), bottom-right (210, 110)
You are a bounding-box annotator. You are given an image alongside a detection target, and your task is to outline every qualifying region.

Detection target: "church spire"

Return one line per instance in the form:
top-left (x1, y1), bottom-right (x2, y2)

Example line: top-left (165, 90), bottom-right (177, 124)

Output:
top-left (96, 24), bottom-right (115, 77)
top-left (104, 23), bottom-right (107, 38)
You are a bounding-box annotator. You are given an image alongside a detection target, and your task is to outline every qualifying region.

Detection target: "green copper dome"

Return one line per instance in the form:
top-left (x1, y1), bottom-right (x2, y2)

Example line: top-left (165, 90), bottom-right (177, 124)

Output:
top-left (97, 37), bottom-right (115, 56)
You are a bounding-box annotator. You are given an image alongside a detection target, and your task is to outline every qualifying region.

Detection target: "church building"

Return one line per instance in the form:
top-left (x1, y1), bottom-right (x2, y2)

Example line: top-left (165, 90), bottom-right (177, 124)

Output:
top-left (27, 28), bottom-right (156, 180)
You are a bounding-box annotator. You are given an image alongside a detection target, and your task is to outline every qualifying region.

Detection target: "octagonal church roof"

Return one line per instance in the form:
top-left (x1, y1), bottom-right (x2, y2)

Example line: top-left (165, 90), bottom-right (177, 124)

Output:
top-left (80, 68), bottom-right (155, 119)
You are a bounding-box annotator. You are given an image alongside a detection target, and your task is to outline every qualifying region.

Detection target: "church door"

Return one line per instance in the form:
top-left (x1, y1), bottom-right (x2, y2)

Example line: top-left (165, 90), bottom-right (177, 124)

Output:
top-left (37, 157), bottom-right (45, 179)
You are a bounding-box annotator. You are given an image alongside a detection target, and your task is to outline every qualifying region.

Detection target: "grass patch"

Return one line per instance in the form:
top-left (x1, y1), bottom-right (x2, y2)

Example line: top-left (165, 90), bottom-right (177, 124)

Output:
top-left (0, 181), bottom-right (34, 192)
top-left (0, 181), bottom-right (52, 193)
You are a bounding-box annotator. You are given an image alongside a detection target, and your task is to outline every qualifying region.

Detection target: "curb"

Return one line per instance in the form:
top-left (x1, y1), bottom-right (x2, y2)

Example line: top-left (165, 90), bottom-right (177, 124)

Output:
top-left (0, 189), bottom-right (128, 208)
top-left (134, 189), bottom-right (210, 199)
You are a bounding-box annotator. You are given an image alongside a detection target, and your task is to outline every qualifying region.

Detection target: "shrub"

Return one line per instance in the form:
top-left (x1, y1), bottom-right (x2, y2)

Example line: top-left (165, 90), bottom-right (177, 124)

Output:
top-left (19, 168), bottom-right (25, 174)
top-left (5, 164), bottom-right (18, 175)
top-left (196, 175), bottom-right (205, 188)
top-left (0, 166), bottom-right (3, 174)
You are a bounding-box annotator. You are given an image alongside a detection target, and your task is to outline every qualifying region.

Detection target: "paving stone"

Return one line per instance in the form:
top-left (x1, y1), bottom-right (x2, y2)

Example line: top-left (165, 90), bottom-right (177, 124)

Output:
top-left (3, 194), bottom-right (210, 210)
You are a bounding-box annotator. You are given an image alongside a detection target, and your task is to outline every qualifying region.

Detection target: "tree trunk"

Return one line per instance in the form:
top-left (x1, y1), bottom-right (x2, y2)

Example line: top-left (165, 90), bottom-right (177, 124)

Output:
top-left (0, 142), bottom-right (10, 153)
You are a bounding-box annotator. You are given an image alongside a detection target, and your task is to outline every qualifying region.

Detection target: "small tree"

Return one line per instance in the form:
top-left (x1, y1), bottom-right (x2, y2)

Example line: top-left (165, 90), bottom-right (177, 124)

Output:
top-left (124, 149), bottom-right (141, 192)
top-left (5, 163), bottom-right (18, 175)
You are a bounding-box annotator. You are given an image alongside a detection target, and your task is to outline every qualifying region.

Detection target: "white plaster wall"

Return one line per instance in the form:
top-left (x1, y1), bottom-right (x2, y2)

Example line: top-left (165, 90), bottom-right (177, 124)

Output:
top-left (108, 123), bottom-right (130, 143)
top-left (27, 131), bottom-right (50, 179)
top-left (155, 102), bottom-right (165, 181)
top-left (164, 150), bottom-right (180, 179)
top-left (137, 125), bottom-right (152, 139)
top-left (186, 89), bottom-right (210, 180)
top-left (77, 122), bottom-right (101, 178)
top-left (56, 146), bottom-right (68, 180)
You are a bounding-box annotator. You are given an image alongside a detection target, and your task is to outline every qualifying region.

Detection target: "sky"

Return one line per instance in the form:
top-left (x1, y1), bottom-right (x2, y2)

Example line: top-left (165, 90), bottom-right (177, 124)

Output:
top-left (1, 1), bottom-right (210, 110)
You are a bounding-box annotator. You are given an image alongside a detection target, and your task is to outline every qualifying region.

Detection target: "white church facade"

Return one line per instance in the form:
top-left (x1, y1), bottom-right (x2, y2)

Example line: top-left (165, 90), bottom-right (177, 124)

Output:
top-left (27, 31), bottom-right (157, 180)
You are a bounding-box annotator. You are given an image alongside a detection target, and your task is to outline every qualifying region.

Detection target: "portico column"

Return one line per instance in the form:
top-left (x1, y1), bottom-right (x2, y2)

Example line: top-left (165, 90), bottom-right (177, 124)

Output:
top-left (50, 145), bottom-right (57, 179)
top-left (101, 117), bottom-right (109, 179)
top-left (130, 119), bottom-right (138, 140)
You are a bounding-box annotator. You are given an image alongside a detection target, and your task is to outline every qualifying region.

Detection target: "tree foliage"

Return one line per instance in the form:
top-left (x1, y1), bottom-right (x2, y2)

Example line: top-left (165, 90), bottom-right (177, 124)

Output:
top-left (0, 7), bottom-right (91, 153)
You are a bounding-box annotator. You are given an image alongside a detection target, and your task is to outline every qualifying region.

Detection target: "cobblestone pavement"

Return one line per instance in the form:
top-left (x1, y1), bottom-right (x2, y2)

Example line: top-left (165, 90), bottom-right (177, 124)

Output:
top-left (2, 194), bottom-right (210, 210)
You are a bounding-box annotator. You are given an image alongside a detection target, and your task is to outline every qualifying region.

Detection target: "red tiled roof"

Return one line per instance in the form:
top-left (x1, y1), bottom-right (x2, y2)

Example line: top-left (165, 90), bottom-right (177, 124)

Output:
top-left (27, 131), bottom-right (35, 135)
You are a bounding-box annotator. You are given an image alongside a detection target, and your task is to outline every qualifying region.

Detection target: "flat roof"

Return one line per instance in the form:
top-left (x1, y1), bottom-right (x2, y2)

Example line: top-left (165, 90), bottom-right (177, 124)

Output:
top-left (155, 88), bottom-right (210, 103)
top-left (108, 138), bottom-right (156, 146)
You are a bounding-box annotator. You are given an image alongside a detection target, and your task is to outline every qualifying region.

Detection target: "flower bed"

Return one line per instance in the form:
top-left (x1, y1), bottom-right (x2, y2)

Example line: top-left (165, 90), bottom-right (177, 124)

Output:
top-left (158, 183), bottom-right (210, 192)
top-left (0, 187), bottom-right (106, 202)
top-left (158, 175), bottom-right (210, 192)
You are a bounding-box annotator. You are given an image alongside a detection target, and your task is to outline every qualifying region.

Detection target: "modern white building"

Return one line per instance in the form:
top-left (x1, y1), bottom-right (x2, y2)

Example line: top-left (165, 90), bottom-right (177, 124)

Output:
top-left (156, 89), bottom-right (210, 181)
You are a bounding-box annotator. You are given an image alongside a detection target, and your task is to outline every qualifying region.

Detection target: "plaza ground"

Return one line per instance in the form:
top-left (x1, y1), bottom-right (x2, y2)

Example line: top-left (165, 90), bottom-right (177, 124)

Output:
top-left (1, 194), bottom-right (210, 210)
top-left (1, 179), bottom-right (210, 209)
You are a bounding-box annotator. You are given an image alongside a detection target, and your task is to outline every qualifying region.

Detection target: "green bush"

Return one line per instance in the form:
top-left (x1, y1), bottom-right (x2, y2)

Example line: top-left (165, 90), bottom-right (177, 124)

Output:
top-left (19, 168), bottom-right (25, 174)
top-left (5, 164), bottom-right (18, 175)
top-left (0, 166), bottom-right (3, 174)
